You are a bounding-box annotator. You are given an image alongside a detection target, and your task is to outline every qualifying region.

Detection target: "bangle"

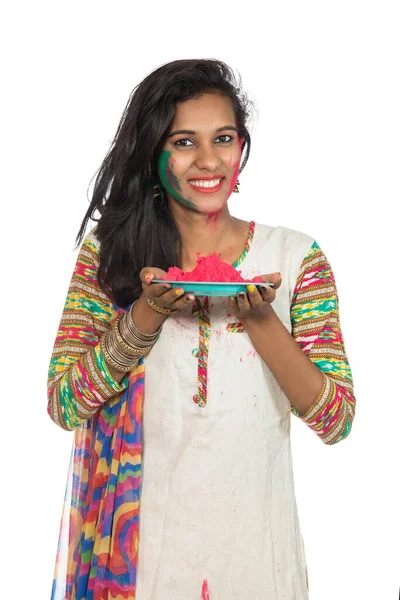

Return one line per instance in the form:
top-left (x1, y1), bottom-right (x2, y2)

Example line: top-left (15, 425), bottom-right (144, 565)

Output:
top-left (145, 296), bottom-right (178, 315)
top-left (100, 333), bottom-right (138, 373)
top-left (121, 306), bottom-right (162, 345)
top-left (113, 316), bottom-right (152, 357)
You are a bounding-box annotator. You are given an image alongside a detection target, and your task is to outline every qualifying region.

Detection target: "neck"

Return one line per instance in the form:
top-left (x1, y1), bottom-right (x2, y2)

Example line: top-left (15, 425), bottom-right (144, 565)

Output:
top-left (168, 202), bottom-right (239, 265)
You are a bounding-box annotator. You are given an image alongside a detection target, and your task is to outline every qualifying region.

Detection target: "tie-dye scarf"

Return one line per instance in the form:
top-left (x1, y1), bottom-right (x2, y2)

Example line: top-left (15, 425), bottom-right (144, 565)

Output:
top-left (51, 304), bottom-right (143, 600)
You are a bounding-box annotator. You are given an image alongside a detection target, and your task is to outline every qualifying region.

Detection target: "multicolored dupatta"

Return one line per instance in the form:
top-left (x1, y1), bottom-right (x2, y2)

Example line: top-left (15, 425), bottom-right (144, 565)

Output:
top-left (51, 303), bottom-right (143, 600)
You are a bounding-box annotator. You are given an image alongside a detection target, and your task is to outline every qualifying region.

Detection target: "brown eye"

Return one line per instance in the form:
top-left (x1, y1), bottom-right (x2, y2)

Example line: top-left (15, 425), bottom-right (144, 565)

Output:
top-left (216, 135), bottom-right (233, 143)
top-left (174, 139), bottom-right (194, 147)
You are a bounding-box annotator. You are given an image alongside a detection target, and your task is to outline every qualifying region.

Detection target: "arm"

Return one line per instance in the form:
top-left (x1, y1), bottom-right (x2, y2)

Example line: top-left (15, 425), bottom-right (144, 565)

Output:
top-left (47, 237), bottom-right (196, 431)
top-left (289, 241), bottom-right (355, 444)
top-left (47, 236), bottom-right (129, 431)
top-left (242, 242), bottom-right (355, 445)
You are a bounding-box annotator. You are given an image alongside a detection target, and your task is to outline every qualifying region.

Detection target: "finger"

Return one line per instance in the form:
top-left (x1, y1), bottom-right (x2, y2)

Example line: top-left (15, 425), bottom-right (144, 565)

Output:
top-left (164, 286), bottom-right (188, 304)
top-left (147, 281), bottom-right (172, 298)
top-left (165, 289), bottom-right (196, 310)
top-left (228, 295), bottom-right (238, 312)
top-left (237, 291), bottom-right (250, 311)
top-left (140, 267), bottom-right (167, 284)
top-left (246, 284), bottom-right (264, 308)
top-left (259, 284), bottom-right (276, 304)
top-left (154, 286), bottom-right (195, 309)
top-left (260, 272), bottom-right (282, 290)
top-left (173, 293), bottom-right (196, 308)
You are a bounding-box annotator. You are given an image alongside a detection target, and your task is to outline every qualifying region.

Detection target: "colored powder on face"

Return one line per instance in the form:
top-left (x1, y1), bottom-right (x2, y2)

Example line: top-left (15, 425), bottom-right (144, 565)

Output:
top-left (201, 579), bottom-right (210, 600)
top-left (163, 253), bottom-right (263, 283)
top-left (206, 139), bottom-right (243, 223)
top-left (157, 150), bottom-right (196, 209)
top-left (225, 139), bottom-right (242, 199)
top-left (206, 211), bottom-right (220, 224)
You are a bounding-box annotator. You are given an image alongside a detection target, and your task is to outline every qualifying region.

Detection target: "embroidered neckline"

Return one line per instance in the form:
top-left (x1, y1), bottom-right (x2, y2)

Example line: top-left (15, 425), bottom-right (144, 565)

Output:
top-left (233, 220), bottom-right (256, 269)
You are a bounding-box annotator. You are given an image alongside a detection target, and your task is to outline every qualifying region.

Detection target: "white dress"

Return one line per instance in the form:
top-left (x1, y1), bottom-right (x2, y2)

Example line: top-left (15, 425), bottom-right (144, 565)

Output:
top-left (135, 223), bottom-right (313, 599)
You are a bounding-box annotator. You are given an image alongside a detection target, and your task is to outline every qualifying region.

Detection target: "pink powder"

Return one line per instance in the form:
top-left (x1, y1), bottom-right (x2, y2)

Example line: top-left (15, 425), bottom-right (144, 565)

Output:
top-left (164, 254), bottom-right (263, 283)
top-left (202, 579), bottom-right (210, 600)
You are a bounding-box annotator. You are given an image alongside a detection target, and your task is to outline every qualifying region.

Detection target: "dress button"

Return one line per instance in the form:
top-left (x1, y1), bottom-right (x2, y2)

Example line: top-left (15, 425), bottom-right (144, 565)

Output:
top-left (193, 394), bottom-right (206, 408)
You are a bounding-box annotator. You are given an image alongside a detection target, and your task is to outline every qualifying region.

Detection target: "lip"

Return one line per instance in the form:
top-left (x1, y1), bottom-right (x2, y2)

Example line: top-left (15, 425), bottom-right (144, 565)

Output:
top-left (188, 177), bottom-right (225, 194)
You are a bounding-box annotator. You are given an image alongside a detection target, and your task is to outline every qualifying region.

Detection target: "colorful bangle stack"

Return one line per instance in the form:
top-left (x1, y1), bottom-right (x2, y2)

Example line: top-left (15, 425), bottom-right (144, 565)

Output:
top-left (101, 308), bottom-right (162, 373)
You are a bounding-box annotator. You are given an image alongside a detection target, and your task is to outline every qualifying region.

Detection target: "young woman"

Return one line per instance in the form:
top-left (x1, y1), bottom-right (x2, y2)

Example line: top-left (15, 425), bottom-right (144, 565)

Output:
top-left (48, 58), bottom-right (355, 600)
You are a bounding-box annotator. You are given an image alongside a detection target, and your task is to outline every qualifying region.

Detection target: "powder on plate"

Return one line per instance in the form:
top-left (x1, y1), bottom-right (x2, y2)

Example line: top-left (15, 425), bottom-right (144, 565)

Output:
top-left (163, 253), bottom-right (263, 283)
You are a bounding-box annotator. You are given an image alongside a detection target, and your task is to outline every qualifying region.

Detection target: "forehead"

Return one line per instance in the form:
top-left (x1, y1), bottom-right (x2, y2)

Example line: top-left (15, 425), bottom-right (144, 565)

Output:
top-left (170, 93), bottom-right (235, 129)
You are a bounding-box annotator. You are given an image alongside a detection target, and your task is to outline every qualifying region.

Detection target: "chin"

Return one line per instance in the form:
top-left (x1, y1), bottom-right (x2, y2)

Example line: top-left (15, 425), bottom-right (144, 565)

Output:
top-left (197, 203), bottom-right (226, 216)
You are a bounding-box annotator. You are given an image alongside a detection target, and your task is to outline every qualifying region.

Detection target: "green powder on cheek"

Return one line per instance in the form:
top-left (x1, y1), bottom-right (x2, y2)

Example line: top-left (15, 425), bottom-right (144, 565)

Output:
top-left (157, 150), bottom-right (196, 209)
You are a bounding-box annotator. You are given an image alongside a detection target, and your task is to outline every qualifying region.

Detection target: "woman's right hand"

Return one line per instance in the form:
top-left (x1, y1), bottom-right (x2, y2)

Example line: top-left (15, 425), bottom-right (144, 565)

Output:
top-left (139, 267), bottom-right (195, 312)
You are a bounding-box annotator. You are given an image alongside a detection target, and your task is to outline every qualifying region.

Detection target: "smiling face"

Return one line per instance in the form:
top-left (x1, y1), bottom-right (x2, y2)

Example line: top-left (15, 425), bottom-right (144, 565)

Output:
top-left (157, 93), bottom-right (244, 217)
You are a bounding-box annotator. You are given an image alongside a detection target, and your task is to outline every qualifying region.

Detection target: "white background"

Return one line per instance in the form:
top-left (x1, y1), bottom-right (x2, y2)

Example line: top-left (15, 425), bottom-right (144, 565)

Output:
top-left (2, 1), bottom-right (399, 598)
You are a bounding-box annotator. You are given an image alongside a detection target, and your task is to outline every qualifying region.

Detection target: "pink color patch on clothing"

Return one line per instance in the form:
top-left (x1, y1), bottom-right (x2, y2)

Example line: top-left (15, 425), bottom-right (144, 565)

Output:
top-left (202, 579), bottom-right (210, 600)
top-left (164, 254), bottom-right (263, 283)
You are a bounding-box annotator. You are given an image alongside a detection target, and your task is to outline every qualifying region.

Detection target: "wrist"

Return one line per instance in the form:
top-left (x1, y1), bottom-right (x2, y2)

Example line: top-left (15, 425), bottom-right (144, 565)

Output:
top-left (241, 305), bottom-right (276, 330)
top-left (132, 294), bottom-right (168, 334)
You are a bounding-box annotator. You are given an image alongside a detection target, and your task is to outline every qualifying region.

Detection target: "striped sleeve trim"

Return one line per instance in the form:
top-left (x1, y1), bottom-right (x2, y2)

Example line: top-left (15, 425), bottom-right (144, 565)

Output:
top-left (290, 241), bottom-right (356, 444)
top-left (293, 374), bottom-right (354, 445)
top-left (48, 343), bottom-right (128, 430)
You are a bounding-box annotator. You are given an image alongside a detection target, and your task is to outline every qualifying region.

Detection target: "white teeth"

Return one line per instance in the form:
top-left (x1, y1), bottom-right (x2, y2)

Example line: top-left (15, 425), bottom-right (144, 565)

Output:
top-left (188, 178), bottom-right (222, 188)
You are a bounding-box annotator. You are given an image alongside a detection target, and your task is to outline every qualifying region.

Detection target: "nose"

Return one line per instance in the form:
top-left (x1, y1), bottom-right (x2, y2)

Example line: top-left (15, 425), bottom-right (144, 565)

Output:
top-left (194, 144), bottom-right (221, 171)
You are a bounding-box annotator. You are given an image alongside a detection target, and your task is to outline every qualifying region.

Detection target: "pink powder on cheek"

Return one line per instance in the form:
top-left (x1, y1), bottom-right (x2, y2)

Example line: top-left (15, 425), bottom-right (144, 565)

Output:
top-left (227, 164), bottom-right (241, 197)
top-left (226, 138), bottom-right (242, 198)
top-left (205, 138), bottom-right (243, 223)
top-left (163, 254), bottom-right (263, 283)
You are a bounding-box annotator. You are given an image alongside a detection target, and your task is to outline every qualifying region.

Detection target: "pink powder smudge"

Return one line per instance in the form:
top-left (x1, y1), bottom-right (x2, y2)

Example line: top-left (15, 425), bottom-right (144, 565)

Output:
top-left (206, 211), bottom-right (220, 224)
top-left (164, 254), bottom-right (263, 283)
top-left (202, 579), bottom-right (210, 600)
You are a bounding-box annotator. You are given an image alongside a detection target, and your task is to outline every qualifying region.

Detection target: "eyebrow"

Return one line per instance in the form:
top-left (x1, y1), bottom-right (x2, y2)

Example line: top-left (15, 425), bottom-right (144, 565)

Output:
top-left (167, 125), bottom-right (238, 138)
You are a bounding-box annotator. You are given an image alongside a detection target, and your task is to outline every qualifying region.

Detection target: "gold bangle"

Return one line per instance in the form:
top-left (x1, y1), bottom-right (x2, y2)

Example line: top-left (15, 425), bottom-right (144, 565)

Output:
top-left (113, 316), bottom-right (152, 357)
top-left (145, 296), bottom-right (177, 315)
top-left (102, 332), bottom-right (138, 370)
top-left (125, 306), bottom-right (162, 339)
top-left (100, 334), bottom-right (138, 373)
top-left (121, 308), bottom-right (161, 345)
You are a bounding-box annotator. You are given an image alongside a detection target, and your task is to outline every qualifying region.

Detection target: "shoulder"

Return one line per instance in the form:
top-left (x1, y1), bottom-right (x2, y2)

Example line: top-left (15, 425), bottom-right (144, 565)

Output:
top-left (81, 226), bottom-right (101, 256)
top-left (254, 222), bottom-right (315, 258)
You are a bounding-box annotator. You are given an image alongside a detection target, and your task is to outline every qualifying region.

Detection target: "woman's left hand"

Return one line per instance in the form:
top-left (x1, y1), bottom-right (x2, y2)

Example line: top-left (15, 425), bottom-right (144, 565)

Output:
top-left (228, 272), bottom-right (282, 322)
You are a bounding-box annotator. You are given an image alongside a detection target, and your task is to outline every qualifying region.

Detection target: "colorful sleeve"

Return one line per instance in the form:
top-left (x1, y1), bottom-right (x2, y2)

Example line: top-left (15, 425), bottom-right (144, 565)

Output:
top-left (290, 241), bottom-right (356, 445)
top-left (47, 236), bottom-right (129, 431)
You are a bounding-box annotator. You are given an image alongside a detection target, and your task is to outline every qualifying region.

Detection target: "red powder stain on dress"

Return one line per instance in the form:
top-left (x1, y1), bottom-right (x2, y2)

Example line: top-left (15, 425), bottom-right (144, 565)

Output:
top-left (201, 579), bottom-right (210, 600)
top-left (164, 254), bottom-right (263, 283)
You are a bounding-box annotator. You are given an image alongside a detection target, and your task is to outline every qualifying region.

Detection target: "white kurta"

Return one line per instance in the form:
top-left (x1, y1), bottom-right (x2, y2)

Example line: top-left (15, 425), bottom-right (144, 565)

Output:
top-left (135, 223), bottom-right (314, 599)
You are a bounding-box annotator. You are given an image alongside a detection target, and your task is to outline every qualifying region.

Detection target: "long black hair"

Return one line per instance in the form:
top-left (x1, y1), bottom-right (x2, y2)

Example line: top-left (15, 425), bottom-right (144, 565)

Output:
top-left (76, 58), bottom-right (254, 307)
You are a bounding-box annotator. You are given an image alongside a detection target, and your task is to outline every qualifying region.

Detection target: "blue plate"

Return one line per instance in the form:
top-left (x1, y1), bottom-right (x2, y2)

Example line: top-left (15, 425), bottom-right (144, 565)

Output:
top-left (152, 280), bottom-right (274, 297)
